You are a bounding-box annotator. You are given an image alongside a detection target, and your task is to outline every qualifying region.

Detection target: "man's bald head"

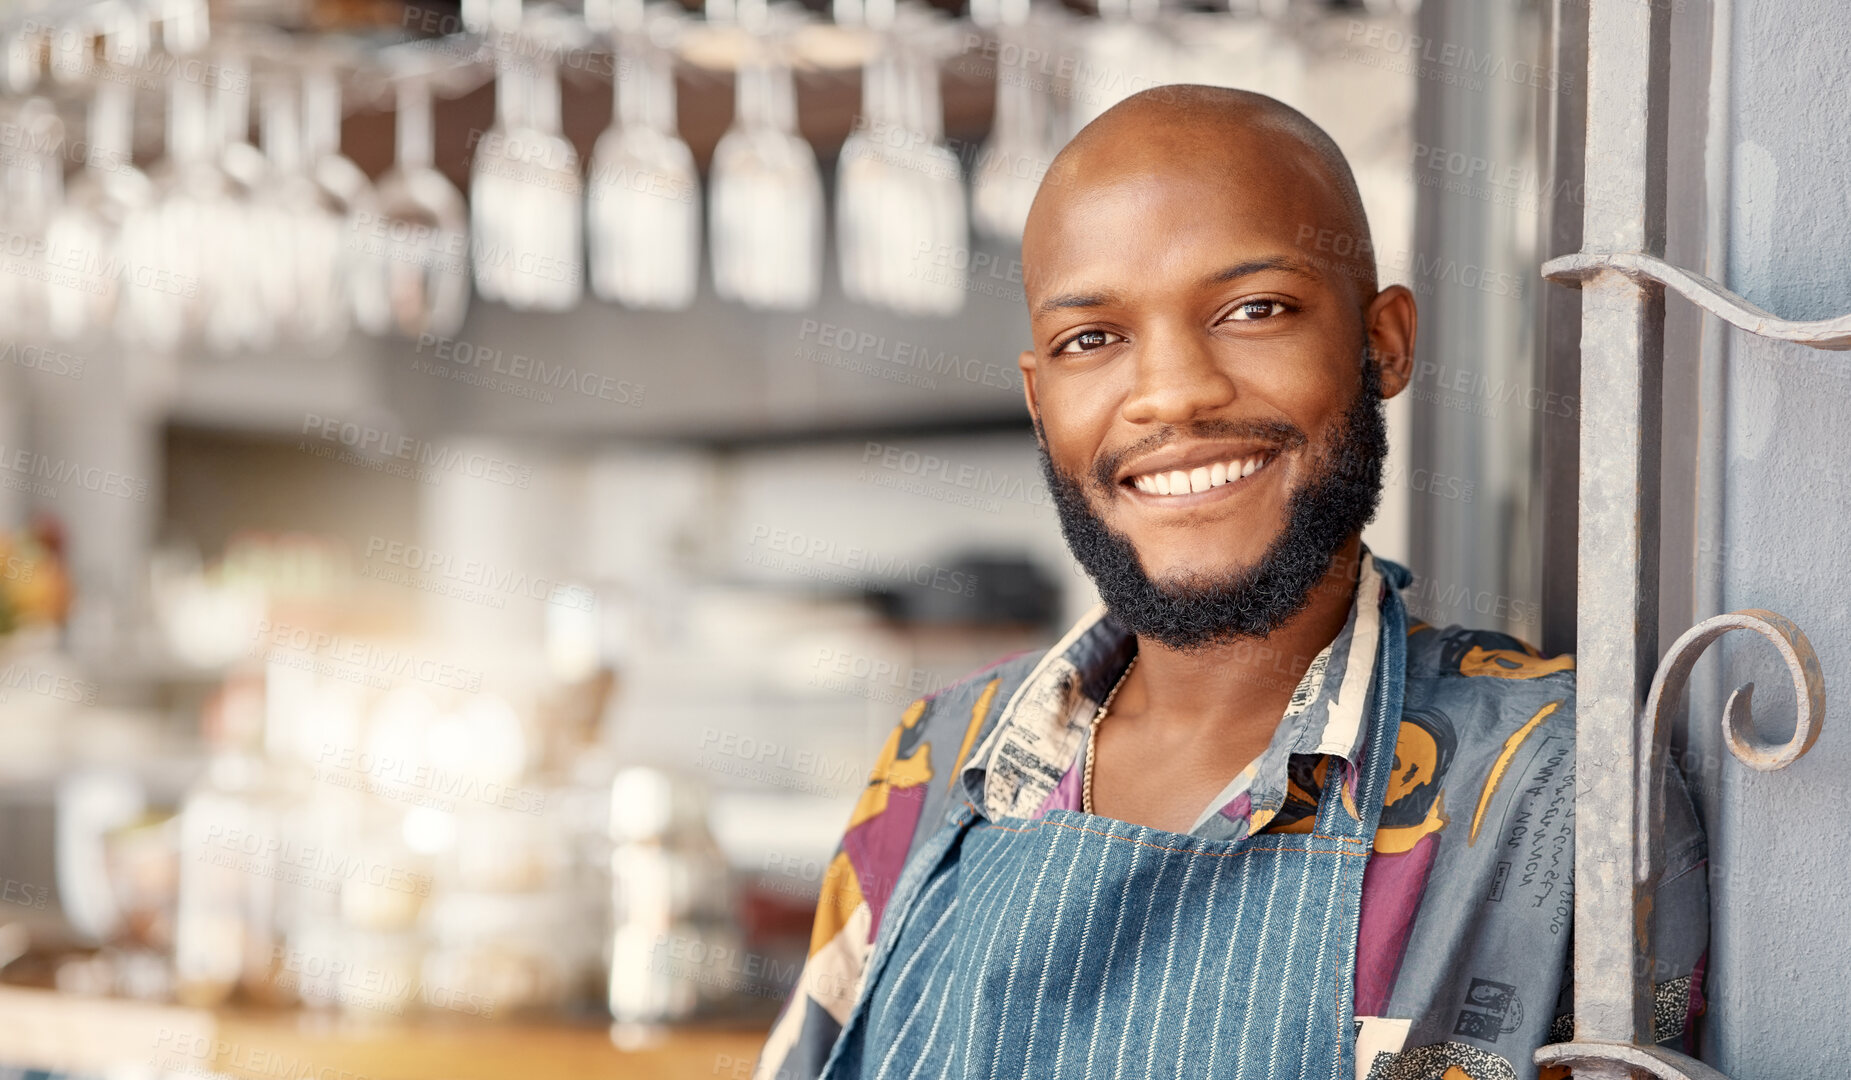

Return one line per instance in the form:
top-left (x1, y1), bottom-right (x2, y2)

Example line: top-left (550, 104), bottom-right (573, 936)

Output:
top-left (1027, 85), bottom-right (1378, 303)
top-left (1012, 82), bottom-right (1417, 650)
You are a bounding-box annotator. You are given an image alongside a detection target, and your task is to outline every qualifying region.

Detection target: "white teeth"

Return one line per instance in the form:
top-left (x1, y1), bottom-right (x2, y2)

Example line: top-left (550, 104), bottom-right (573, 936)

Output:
top-left (1131, 453), bottom-right (1269, 496)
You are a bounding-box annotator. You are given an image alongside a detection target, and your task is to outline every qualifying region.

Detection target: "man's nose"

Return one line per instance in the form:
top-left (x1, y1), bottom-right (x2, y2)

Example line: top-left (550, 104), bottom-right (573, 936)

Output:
top-left (1119, 327), bottom-right (1238, 425)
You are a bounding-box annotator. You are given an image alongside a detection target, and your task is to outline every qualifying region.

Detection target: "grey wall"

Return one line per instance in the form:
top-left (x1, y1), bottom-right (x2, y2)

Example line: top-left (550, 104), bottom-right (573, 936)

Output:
top-left (1688, 1), bottom-right (1851, 1073)
top-left (1408, 0), bottom-right (1548, 645)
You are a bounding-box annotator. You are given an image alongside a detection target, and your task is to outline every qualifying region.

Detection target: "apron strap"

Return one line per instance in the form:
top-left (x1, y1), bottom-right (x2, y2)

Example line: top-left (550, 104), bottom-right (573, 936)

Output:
top-left (1311, 572), bottom-right (1409, 843)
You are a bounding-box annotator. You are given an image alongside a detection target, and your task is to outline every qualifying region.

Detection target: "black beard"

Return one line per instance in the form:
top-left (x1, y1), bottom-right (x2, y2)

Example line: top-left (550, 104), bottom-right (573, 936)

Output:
top-left (1036, 354), bottom-right (1388, 652)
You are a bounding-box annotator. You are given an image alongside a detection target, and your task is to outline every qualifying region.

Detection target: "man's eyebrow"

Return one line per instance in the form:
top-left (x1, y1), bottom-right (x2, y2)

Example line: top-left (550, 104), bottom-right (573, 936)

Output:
top-left (1035, 257), bottom-right (1324, 315)
top-left (1200, 256), bottom-right (1323, 287)
top-left (1035, 290), bottom-right (1122, 317)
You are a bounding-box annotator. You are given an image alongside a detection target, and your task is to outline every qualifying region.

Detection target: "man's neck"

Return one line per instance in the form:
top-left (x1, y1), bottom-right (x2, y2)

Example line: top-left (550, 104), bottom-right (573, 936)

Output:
top-left (1106, 536), bottom-right (1366, 747)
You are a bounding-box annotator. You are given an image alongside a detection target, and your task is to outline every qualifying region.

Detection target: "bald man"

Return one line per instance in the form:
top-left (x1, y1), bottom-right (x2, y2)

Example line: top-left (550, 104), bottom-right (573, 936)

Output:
top-left (754, 86), bottom-right (1708, 1080)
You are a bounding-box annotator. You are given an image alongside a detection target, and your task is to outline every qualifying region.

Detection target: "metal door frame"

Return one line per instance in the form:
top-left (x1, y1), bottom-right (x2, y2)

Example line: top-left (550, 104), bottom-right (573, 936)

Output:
top-left (1535, 2), bottom-right (1838, 1077)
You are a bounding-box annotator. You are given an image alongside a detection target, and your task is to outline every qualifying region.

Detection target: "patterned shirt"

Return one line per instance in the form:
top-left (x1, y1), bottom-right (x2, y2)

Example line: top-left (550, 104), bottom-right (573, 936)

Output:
top-left (754, 553), bottom-right (1710, 1080)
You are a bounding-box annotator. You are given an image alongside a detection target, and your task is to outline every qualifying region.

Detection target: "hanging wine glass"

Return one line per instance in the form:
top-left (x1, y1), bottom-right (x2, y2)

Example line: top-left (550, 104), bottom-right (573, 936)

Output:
top-left (95, 0), bottom-right (153, 70)
top-left (884, 32), bottom-right (963, 315)
top-left (255, 72), bottom-right (349, 353)
top-left (970, 14), bottom-right (1056, 242)
top-left (2, 26), bottom-right (38, 96)
top-left (586, 1), bottom-right (700, 310)
top-left (157, 0), bottom-right (210, 57)
top-left (0, 95), bottom-right (62, 342)
top-left (462, 0), bottom-right (523, 37)
top-left (835, 4), bottom-right (964, 316)
top-left (303, 66), bottom-right (390, 339)
top-left (48, 10), bottom-right (94, 86)
top-left (373, 75), bottom-right (469, 338)
top-left (119, 69), bottom-right (226, 352)
top-left (509, 41), bottom-right (585, 313)
top-left (709, 12), bottom-right (823, 312)
top-left (45, 79), bottom-right (154, 344)
top-left (1071, 0), bottom-right (1176, 133)
top-left (470, 8), bottom-right (584, 312)
top-left (210, 48), bottom-right (280, 354)
top-left (0, 19), bottom-right (63, 345)
top-left (834, 39), bottom-right (895, 306)
top-left (1169, 2), bottom-right (1304, 108)
top-left (468, 45), bottom-right (525, 305)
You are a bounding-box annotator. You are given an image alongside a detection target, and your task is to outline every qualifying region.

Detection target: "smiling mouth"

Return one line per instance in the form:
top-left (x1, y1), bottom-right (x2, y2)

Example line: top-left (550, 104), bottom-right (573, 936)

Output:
top-left (1124, 451), bottom-right (1278, 497)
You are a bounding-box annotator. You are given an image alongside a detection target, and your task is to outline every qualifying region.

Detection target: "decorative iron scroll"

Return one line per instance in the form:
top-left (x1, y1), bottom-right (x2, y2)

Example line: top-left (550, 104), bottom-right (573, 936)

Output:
top-left (1534, 609), bottom-right (1825, 1080)
top-left (1542, 252), bottom-right (1851, 350)
top-left (1534, 1041), bottom-right (1732, 1080)
top-left (1645, 610), bottom-right (1825, 774)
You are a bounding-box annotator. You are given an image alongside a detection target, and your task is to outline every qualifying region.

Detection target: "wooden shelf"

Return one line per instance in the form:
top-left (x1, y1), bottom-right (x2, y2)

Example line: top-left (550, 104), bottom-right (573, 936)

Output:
top-left (0, 987), bottom-right (770, 1080)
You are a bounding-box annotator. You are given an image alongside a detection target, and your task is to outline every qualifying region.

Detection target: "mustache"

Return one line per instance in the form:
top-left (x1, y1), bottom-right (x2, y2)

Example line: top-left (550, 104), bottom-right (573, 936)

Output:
top-left (1087, 418), bottom-right (1310, 492)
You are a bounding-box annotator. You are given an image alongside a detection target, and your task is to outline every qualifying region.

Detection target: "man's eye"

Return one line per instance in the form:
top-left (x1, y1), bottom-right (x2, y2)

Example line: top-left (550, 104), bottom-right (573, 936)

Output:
top-left (1056, 330), bottom-right (1123, 354)
top-left (1227, 300), bottom-right (1287, 321)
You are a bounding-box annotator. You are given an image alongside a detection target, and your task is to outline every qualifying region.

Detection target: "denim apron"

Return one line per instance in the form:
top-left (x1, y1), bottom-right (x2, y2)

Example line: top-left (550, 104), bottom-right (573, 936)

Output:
top-left (818, 579), bottom-right (1409, 1080)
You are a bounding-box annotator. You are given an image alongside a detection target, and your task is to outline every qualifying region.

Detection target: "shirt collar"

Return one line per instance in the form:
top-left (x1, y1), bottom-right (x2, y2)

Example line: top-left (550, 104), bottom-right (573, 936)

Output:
top-left (957, 550), bottom-right (1388, 822)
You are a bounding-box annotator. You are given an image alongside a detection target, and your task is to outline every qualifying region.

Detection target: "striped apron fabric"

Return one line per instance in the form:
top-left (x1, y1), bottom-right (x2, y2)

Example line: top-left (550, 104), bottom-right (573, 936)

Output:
top-left (819, 586), bottom-right (1410, 1080)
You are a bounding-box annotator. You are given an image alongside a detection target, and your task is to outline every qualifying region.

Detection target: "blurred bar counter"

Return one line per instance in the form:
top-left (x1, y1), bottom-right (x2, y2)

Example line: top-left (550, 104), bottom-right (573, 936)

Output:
top-left (0, 986), bottom-right (771, 1080)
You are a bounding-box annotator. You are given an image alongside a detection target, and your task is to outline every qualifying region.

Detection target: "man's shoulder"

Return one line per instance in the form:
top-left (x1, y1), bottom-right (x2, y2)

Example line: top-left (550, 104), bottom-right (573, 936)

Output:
top-left (1400, 619), bottom-right (1577, 771)
top-left (909, 647), bottom-right (1046, 738)
top-left (1406, 619), bottom-right (1576, 685)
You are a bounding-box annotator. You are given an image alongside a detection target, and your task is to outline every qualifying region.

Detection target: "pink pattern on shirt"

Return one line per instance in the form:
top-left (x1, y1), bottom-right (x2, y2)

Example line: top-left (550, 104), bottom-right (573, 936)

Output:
top-left (1354, 832), bottom-right (1440, 1016)
top-left (1217, 789), bottom-right (1253, 823)
top-left (1036, 753), bottom-right (1086, 816)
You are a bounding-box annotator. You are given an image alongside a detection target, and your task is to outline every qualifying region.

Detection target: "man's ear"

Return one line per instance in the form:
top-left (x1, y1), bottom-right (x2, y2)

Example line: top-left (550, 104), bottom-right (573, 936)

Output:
top-left (1364, 284), bottom-right (1417, 398)
top-left (1018, 348), bottom-right (1044, 443)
